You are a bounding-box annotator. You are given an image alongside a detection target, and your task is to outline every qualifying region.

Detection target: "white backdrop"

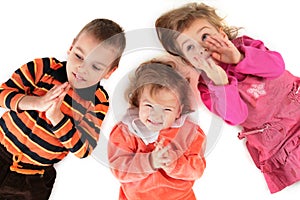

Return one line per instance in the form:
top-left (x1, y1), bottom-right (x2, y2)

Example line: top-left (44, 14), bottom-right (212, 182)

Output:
top-left (0, 0), bottom-right (299, 199)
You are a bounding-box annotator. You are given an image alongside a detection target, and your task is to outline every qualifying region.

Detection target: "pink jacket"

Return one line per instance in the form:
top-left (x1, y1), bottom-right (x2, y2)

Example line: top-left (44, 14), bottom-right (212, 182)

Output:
top-left (199, 35), bottom-right (300, 193)
top-left (198, 35), bottom-right (285, 125)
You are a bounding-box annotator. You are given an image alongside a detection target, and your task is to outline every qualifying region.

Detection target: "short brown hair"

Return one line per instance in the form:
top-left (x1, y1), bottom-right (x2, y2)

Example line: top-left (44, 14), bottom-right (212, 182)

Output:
top-left (127, 60), bottom-right (194, 115)
top-left (76, 18), bottom-right (126, 70)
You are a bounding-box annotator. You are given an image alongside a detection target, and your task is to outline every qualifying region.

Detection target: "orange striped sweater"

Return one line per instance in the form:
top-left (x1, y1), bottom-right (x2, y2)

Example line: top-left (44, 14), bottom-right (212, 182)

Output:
top-left (0, 57), bottom-right (109, 166)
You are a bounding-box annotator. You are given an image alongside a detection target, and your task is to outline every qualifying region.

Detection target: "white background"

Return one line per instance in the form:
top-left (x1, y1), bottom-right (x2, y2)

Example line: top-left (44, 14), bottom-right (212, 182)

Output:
top-left (0, 0), bottom-right (299, 199)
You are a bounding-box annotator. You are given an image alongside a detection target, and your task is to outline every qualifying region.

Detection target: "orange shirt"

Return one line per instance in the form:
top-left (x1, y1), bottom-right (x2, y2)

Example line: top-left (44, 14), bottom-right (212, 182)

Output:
top-left (108, 119), bottom-right (206, 200)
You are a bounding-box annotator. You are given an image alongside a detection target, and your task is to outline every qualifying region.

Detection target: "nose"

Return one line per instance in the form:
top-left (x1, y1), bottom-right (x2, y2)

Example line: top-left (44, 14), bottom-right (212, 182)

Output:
top-left (192, 45), bottom-right (208, 60)
top-left (76, 62), bottom-right (87, 73)
top-left (149, 107), bottom-right (163, 121)
top-left (198, 45), bottom-right (208, 55)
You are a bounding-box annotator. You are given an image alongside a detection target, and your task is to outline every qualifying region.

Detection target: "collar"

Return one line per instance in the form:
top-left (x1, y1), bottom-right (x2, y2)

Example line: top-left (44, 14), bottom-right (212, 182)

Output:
top-left (122, 107), bottom-right (187, 145)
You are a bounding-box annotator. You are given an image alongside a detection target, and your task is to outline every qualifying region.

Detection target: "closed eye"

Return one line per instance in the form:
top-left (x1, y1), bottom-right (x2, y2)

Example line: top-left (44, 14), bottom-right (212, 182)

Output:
top-left (145, 103), bottom-right (153, 108)
top-left (75, 53), bottom-right (83, 60)
top-left (92, 65), bottom-right (102, 70)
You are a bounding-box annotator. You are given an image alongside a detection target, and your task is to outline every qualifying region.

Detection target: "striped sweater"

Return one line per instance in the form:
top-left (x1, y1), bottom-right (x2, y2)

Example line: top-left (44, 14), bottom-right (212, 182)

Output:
top-left (0, 57), bottom-right (109, 166)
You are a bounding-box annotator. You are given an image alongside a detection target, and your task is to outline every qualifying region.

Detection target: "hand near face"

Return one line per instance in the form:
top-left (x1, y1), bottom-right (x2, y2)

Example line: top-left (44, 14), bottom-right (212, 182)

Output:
top-left (204, 33), bottom-right (244, 65)
top-left (194, 57), bottom-right (229, 86)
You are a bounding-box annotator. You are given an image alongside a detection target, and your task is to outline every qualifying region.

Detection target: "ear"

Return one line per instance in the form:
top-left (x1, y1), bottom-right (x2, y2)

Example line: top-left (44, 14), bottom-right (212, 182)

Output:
top-left (67, 38), bottom-right (76, 55)
top-left (67, 45), bottom-right (73, 55)
top-left (176, 104), bottom-right (184, 118)
top-left (104, 66), bottom-right (117, 79)
top-left (219, 28), bottom-right (228, 39)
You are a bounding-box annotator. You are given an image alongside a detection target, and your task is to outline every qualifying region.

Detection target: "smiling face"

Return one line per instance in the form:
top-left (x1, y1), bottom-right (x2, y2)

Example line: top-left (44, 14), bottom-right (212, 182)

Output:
top-left (66, 31), bottom-right (117, 89)
top-left (176, 18), bottom-right (222, 66)
top-left (138, 85), bottom-right (182, 132)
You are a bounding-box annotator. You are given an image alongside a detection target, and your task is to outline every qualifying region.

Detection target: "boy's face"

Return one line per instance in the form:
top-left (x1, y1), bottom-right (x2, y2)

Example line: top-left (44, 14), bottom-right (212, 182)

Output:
top-left (67, 32), bottom-right (117, 89)
top-left (138, 86), bottom-right (182, 132)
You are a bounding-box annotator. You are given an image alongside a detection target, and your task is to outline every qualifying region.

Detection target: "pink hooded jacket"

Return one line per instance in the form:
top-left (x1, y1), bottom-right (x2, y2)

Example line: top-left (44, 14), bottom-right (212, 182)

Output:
top-left (198, 35), bottom-right (300, 193)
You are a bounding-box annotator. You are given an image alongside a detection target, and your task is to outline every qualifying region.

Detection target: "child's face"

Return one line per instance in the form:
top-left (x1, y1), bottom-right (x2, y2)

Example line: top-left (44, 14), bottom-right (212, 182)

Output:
top-left (176, 18), bottom-right (221, 66)
top-left (138, 86), bottom-right (182, 132)
top-left (66, 32), bottom-right (117, 89)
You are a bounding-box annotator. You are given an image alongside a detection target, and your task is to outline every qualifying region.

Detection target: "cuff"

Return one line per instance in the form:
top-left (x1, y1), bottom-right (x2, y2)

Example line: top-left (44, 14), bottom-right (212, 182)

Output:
top-left (51, 115), bottom-right (70, 132)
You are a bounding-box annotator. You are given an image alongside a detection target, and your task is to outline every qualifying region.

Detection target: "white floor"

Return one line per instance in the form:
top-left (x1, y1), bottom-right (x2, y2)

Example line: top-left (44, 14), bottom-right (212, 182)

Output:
top-left (0, 0), bottom-right (299, 199)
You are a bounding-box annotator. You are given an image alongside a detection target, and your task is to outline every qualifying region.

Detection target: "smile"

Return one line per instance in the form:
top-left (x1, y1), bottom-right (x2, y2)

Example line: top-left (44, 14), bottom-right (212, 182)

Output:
top-left (147, 119), bottom-right (163, 126)
top-left (73, 72), bottom-right (86, 81)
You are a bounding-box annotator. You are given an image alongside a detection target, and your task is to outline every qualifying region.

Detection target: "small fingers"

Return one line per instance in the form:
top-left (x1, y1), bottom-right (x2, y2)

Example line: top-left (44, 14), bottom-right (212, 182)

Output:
top-left (159, 157), bottom-right (171, 165)
top-left (206, 34), bottom-right (230, 48)
top-left (193, 56), bottom-right (209, 71)
top-left (157, 146), bottom-right (170, 157)
top-left (48, 82), bottom-right (70, 98)
top-left (206, 57), bottom-right (218, 67)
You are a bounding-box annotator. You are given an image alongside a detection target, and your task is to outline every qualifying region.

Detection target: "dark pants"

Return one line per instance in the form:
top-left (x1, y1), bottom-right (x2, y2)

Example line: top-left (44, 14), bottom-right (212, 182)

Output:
top-left (0, 144), bottom-right (56, 200)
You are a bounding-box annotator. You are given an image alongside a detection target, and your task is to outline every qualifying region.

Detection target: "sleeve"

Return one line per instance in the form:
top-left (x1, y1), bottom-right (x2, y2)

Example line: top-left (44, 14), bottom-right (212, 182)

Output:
top-left (199, 75), bottom-right (248, 125)
top-left (52, 87), bottom-right (109, 158)
top-left (234, 36), bottom-right (285, 78)
top-left (0, 58), bottom-right (47, 112)
top-left (163, 125), bottom-right (206, 180)
top-left (107, 123), bottom-right (156, 183)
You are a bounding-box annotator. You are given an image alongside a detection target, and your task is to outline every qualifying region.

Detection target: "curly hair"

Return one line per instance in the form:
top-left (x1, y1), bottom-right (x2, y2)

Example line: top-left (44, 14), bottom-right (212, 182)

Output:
top-left (155, 2), bottom-right (241, 57)
top-left (127, 60), bottom-right (194, 115)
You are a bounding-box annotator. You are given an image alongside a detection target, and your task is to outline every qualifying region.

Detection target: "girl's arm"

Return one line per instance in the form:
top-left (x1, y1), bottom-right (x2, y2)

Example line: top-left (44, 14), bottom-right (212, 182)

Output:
top-left (199, 75), bottom-right (248, 125)
top-left (162, 125), bottom-right (206, 180)
top-left (108, 123), bottom-right (156, 183)
top-left (233, 36), bottom-right (285, 78)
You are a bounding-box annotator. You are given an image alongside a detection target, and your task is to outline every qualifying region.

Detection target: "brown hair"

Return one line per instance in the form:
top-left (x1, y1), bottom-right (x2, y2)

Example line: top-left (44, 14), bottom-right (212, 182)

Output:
top-left (75, 18), bottom-right (126, 70)
top-left (127, 60), bottom-right (194, 115)
top-left (155, 2), bottom-right (241, 57)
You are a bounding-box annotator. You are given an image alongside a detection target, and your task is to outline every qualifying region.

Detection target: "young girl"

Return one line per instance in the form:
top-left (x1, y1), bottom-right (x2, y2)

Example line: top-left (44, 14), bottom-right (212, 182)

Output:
top-left (107, 61), bottom-right (206, 200)
top-left (155, 2), bottom-right (300, 194)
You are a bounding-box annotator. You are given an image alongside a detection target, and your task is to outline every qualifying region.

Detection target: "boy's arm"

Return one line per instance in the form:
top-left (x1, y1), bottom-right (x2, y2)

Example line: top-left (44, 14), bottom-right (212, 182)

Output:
top-left (0, 58), bottom-right (46, 111)
top-left (163, 125), bottom-right (206, 180)
top-left (51, 87), bottom-right (109, 158)
top-left (108, 123), bottom-right (156, 183)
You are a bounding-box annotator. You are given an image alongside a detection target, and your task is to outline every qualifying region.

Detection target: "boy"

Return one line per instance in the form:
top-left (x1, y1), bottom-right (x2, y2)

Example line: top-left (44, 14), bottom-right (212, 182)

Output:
top-left (0, 18), bottom-right (126, 200)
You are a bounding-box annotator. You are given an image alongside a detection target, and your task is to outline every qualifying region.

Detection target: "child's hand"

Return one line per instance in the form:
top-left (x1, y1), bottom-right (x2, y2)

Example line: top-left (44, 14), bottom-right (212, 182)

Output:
top-left (160, 149), bottom-right (177, 172)
top-left (17, 82), bottom-right (71, 115)
top-left (45, 83), bottom-right (71, 125)
top-left (204, 34), bottom-right (243, 65)
top-left (34, 82), bottom-right (70, 112)
top-left (150, 139), bottom-right (171, 169)
top-left (194, 57), bottom-right (229, 85)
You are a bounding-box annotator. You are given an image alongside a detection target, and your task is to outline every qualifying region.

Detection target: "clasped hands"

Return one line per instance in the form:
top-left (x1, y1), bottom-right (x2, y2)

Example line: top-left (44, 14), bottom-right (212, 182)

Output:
top-left (150, 138), bottom-right (177, 172)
